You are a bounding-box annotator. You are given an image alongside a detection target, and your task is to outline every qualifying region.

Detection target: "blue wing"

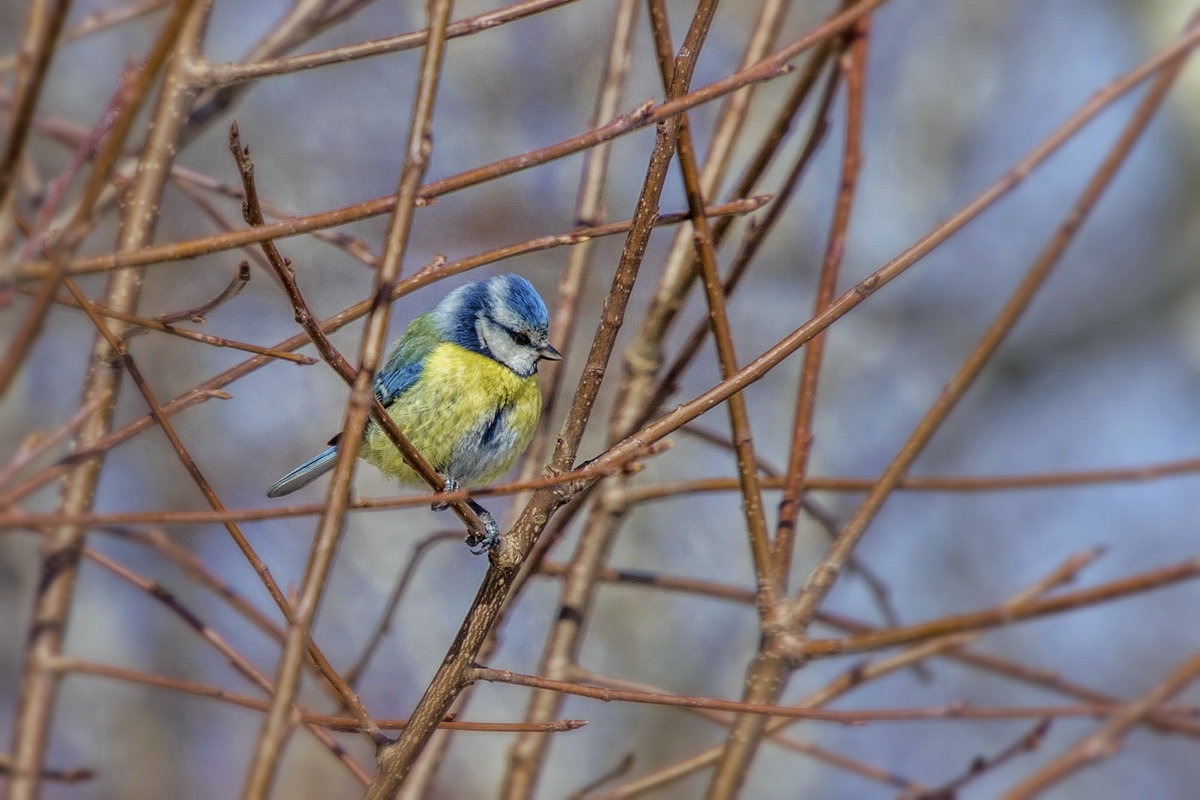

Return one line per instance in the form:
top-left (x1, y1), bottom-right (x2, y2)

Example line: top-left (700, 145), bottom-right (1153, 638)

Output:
top-left (374, 314), bottom-right (438, 406)
top-left (374, 359), bottom-right (423, 406)
top-left (267, 316), bottom-right (439, 498)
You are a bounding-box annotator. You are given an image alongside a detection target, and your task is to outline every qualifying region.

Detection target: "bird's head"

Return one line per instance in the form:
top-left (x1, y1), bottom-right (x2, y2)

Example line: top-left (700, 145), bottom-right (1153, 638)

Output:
top-left (432, 274), bottom-right (562, 377)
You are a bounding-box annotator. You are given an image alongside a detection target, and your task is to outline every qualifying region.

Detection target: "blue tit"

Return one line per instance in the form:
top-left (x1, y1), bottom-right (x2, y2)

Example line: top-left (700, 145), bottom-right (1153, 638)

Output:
top-left (267, 273), bottom-right (562, 550)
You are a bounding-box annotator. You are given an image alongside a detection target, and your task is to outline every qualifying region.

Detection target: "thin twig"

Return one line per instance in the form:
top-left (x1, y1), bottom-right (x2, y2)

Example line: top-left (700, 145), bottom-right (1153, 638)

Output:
top-left (5, 5), bottom-right (211, 796)
top-left (1001, 652), bottom-right (1200, 799)
top-left (59, 274), bottom-right (381, 737)
top-left (773, 20), bottom-right (867, 578)
top-left (246, 1), bottom-right (456, 796)
top-left (20, 0), bottom-right (887, 280)
top-left (228, 124), bottom-right (485, 536)
top-left (52, 658), bottom-right (586, 734)
top-left (783, 17), bottom-right (1199, 646)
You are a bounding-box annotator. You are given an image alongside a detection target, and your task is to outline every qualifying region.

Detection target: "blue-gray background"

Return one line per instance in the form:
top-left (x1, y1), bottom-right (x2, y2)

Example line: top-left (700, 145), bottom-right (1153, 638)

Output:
top-left (2, 1), bottom-right (1199, 797)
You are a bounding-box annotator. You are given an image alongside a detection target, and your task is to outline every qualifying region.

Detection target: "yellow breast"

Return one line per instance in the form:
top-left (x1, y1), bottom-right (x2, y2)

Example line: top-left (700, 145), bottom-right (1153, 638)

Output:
top-left (361, 342), bottom-right (541, 487)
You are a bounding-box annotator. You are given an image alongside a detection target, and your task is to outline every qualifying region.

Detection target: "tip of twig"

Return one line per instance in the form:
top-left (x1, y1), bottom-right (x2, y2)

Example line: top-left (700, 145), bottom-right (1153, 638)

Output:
top-left (630, 99), bottom-right (655, 120)
top-left (748, 193), bottom-right (774, 209)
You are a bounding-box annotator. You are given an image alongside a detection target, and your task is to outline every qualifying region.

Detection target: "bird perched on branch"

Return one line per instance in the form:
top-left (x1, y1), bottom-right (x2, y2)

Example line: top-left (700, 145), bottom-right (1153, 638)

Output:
top-left (267, 273), bottom-right (562, 551)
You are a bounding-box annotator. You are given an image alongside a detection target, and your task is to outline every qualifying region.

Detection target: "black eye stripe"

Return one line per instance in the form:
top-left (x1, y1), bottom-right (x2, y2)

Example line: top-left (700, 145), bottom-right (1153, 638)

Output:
top-left (496, 323), bottom-right (532, 346)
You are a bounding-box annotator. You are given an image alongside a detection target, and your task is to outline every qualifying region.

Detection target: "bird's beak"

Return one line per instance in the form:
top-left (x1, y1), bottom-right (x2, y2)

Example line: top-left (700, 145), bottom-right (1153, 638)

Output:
top-left (538, 343), bottom-right (563, 362)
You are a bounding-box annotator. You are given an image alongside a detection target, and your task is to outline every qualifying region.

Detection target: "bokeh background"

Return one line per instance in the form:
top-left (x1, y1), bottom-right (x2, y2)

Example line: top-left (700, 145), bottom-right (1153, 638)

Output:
top-left (3, 0), bottom-right (1200, 797)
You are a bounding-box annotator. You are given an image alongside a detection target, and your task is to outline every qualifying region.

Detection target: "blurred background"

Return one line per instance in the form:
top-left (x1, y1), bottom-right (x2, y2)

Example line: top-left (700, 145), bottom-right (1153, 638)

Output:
top-left (2, 0), bottom-right (1200, 797)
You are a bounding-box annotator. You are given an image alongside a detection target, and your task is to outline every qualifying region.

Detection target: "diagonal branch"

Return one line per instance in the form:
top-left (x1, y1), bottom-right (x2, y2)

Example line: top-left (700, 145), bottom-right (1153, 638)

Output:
top-left (241, 0), bottom-right (456, 796)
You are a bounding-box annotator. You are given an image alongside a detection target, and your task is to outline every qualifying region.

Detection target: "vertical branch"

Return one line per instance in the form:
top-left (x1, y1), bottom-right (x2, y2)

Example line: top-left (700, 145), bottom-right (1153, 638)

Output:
top-left (643, 40), bottom-right (843, 426)
top-left (512, 0), bottom-right (640, 491)
top-left (0, 0), bottom-right (71, 209)
top-left (644, 0), bottom-right (775, 609)
top-left (4, 4), bottom-right (214, 798)
top-left (62, 267), bottom-right (382, 740)
top-left (239, 1), bottom-right (456, 797)
top-left (370, 2), bottom-right (722, 796)
top-left (500, 0), bottom-right (727, 795)
top-left (399, 1), bottom-right (642, 796)
top-left (784, 17), bottom-right (1198, 636)
top-left (612, 0), bottom-right (792, 438)
top-left (774, 20), bottom-right (868, 581)
top-left (2, 0), bottom-right (205, 397)
top-left (505, 6), bottom-right (842, 797)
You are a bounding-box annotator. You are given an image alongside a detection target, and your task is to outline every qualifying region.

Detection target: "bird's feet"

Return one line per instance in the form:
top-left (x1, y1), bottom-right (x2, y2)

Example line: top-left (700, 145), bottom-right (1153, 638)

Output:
top-left (464, 504), bottom-right (500, 554)
top-left (431, 478), bottom-right (501, 553)
top-left (431, 476), bottom-right (458, 512)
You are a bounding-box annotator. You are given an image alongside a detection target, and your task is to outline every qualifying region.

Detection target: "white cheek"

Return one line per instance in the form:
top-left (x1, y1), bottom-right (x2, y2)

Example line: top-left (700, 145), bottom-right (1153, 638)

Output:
top-left (477, 319), bottom-right (536, 376)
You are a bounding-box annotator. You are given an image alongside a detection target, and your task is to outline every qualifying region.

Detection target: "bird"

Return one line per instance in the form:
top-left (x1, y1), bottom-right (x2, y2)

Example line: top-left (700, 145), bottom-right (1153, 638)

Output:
top-left (266, 273), bottom-right (561, 551)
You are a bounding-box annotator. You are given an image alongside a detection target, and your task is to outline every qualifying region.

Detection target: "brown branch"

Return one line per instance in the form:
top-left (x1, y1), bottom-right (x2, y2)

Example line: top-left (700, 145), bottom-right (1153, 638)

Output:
top-left (1001, 652), bottom-right (1200, 799)
top-left (206, 0), bottom-right (586, 85)
top-left (909, 719), bottom-right (1050, 800)
top-left (0, 0), bottom-right (71, 208)
top-left (474, 668), bottom-right (1198, 724)
top-left (19, 0), bottom-right (887, 280)
top-left (13, 268), bottom-right (316, 364)
top-left (0, 443), bottom-right (663, 529)
top-left (372, 0), bottom-right (723, 794)
top-left (5, 4), bottom-right (211, 796)
top-left (616, 456), bottom-right (1200, 501)
top-left (58, 274), bottom-right (381, 740)
top-left (0, 197), bottom-right (758, 512)
top-left (650, 7), bottom-right (800, 795)
top-left (0, 754), bottom-right (93, 785)
top-left (782, 19), bottom-right (1198, 647)
top-left (801, 557), bottom-right (1200, 658)
top-left (774, 20), bottom-right (867, 578)
top-left (152, 260), bottom-right (251, 324)
top-left (52, 658), bottom-right (586, 734)
top-left (246, 1), bottom-right (455, 795)
top-left (650, 0), bottom-right (776, 612)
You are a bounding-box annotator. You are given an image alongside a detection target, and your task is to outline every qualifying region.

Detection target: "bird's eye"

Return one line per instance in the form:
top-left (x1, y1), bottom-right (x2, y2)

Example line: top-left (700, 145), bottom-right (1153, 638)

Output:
top-left (512, 331), bottom-right (532, 347)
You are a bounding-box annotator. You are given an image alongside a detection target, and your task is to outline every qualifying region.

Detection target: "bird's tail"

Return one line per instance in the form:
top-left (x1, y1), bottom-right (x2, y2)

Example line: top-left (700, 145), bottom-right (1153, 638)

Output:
top-left (266, 446), bottom-right (338, 497)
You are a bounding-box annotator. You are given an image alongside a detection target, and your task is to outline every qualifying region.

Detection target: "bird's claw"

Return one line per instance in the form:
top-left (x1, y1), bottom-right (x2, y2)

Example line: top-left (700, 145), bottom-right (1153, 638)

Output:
top-left (465, 510), bottom-right (500, 554)
top-left (431, 478), bottom-right (500, 554)
top-left (431, 477), bottom-right (459, 512)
